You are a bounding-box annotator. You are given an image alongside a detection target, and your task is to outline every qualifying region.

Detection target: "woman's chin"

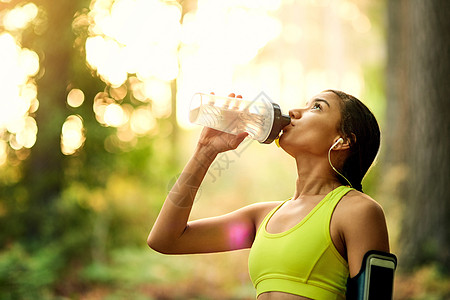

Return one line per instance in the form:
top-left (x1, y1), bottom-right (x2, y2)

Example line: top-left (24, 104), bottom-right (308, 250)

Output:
top-left (277, 136), bottom-right (291, 154)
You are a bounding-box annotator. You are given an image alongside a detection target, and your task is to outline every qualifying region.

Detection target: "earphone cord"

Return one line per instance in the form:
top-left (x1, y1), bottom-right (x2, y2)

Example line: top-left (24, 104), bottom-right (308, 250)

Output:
top-left (328, 145), bottom-right (353, 188)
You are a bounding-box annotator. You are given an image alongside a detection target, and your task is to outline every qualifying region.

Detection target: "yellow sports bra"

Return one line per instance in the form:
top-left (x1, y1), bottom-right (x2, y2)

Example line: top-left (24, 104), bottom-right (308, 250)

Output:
top-left (248, 186), bottom-right (352, 300)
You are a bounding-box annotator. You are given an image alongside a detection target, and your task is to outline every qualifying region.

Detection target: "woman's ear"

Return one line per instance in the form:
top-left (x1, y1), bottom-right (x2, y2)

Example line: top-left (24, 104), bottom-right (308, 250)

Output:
top-left (333, 134), bottom-right (355, 150)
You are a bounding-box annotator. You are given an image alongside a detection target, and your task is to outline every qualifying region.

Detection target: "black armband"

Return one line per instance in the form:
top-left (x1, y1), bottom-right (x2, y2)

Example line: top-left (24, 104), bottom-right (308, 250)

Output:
top-left (346, 250), bottom-right (397, 300)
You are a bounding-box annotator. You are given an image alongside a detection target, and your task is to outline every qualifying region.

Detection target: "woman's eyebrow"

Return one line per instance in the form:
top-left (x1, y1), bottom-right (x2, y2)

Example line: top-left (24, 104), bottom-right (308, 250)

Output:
top-left (312, 98), bottom-right (330, 108)
top-left (305, 98), bottom-right (330, 107)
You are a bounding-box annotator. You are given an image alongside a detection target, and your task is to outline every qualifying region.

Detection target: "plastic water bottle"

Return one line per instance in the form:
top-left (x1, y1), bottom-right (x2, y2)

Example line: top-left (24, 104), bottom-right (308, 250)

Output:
top-left (189, 93), bottom-right (291, 144)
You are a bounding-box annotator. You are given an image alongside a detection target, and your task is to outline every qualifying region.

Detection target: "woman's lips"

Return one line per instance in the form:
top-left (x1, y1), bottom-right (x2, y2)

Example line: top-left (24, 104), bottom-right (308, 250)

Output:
top-left (283, 124), bottom-right (293, 131)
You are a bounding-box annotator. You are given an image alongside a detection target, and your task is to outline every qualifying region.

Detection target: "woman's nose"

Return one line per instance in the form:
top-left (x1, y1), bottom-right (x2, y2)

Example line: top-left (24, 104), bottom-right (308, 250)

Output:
top-left (289, 109), bottom-right (301, 119)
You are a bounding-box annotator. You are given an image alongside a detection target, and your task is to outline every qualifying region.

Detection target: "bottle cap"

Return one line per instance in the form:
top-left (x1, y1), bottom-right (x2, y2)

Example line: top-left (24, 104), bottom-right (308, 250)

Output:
top-left (262, 103), bottom-right (291, 144)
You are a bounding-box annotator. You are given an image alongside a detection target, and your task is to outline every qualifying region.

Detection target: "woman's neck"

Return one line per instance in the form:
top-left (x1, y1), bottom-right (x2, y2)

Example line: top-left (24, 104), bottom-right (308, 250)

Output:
top-left (292, 154), bottom-right (341, 200)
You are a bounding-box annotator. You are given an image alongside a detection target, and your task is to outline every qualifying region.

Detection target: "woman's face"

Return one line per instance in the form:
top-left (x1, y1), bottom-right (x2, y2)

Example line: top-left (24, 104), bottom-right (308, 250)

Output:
top-left (279, 91), bottom-right (343, 157)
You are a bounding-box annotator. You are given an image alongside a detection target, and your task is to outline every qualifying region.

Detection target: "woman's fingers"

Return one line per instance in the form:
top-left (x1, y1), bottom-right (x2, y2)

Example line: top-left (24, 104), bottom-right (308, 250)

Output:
top-left (226, 132), bottom-right (248, 150)
top-left (227, 93), bottom-right (243, 99)
top-left (208, 92), bottom-right (242, 99)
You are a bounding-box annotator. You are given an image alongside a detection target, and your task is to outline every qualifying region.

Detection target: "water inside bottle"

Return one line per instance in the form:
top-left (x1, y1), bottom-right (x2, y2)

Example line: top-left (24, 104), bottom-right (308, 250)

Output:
top-left (189, 102), bottom-right (267, 139)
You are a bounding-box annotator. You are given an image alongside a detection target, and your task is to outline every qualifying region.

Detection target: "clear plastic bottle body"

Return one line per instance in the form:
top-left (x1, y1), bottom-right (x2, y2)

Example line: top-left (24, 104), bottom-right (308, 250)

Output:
top-left (189, 93), bottom-right (275, 143)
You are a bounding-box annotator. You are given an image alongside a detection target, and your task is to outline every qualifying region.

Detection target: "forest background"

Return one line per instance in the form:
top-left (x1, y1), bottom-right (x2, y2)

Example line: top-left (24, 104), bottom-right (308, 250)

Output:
top-left (0, 0), bottom-right (449, 299)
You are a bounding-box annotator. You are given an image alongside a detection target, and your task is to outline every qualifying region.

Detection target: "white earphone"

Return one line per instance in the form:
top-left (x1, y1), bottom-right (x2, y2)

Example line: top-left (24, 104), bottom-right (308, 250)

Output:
top-left (331, 138), bottom-right (344, 150)
top-left (328, 137), bottom-right (353, 187)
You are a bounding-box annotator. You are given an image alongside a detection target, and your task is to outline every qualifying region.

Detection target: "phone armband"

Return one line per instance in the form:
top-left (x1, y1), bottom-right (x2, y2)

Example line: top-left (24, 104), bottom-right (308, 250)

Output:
top-left (346, 250), bottom-right (398, 300)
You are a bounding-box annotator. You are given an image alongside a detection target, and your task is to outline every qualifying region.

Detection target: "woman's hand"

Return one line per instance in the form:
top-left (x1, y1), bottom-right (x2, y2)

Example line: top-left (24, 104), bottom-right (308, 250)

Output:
top-left (196, 93), bottom-right (248, 157)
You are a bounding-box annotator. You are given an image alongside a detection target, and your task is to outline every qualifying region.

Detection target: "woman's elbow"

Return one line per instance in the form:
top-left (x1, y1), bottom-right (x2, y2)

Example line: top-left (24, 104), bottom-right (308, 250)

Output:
top-left (147, 234), bottom-right (177, 254)
top-left (147, 233), bottom-right (164, 253)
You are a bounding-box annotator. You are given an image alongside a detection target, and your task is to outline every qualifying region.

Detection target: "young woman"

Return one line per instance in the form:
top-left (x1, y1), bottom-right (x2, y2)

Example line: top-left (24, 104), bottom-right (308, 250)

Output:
top-left (148, 90), bottom-right (390, 300)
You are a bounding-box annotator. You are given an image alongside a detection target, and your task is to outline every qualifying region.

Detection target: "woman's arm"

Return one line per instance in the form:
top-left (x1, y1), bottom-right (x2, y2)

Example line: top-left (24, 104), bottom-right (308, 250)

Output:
top-left (147, 100), bottom-right (267, 254)
top-left (147, 139), bottom-right (257, 254)
top-left (339, 193), bottom-right (390, 277)
top-left (147, 142), bottom-right (218, 253)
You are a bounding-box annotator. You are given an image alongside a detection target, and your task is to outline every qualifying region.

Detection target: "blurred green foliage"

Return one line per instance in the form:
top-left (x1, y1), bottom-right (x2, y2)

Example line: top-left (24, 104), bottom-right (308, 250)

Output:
top-left (0, 243), bottom-right (62, 299)
top-left (0, 0), bottom-right (448, 299)
top-left (0, 1), bottom-right (181, 298)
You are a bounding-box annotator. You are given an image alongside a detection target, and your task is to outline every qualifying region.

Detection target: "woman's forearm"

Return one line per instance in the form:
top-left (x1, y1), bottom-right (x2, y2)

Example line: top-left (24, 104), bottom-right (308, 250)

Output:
top-left (147, 145), bottom-right (217, 253)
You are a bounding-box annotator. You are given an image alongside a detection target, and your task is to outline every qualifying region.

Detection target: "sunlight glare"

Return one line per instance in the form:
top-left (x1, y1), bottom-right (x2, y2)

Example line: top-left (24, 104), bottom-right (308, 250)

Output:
top-left (128, 76), bottom-right (146, 102)
top-left (352, 13), bottom-right (371, 33)
top-left (130, 107), bottom-right (156, 135)
top-left (84, 0), bottom-right (182, 142)
top-left (93, 92), bottom-right (114, 125)
top-left (3, 3), bottom-right (39, 31)
top-left (341, 70), bottom-right (364, 97)
top-left (116, 126), bottom-right (135, 143)
top-left (85, 35), bottom-right (128, 87)
top-left (104, 103), bottom-right (127, 127)
top-left (305, 69), bottom-right (363, 98)
top-left (19, 49), bottom-right (39, 77)
top-left (338, 1), bottom-right (359, 21)
top-left (142, 79), bottom-right (172, 118)
top-left (61, 115), bottom-right (86, 155)
top-left (177, 0), bottom-right (282, 129)
top-left (0, 32), bottom-right (39, 155)
top-left (83, 0), bottom-right (376, 139)
top-left (15, 116), bottom-right (37, 148)
top-left (0, 140), bottom-right (7, 166)
top-left (110, 85), bottom-right (127, 100)
top-left (86, 0), bottom-right (181, 85)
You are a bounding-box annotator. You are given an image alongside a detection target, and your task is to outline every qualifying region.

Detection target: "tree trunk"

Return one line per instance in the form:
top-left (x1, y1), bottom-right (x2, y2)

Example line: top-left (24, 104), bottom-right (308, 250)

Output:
top-left (385, 0), bottom-right (450, 272)
top-left (21, 1), bottom-right (78, 243)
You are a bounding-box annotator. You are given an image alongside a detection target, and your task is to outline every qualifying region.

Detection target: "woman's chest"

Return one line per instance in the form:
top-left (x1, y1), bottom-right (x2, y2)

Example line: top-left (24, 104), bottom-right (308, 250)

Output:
top-left (265, 198), bottom-right (323, 234)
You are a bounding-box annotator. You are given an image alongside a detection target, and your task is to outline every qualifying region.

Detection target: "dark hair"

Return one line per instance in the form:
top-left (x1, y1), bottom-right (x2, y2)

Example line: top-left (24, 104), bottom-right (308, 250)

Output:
top-left (326, 90), bottom-right (381, 192)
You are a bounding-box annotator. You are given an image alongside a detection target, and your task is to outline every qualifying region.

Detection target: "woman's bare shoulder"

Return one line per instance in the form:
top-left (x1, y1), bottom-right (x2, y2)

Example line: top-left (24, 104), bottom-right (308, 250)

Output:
top-left (244, 200), bottom-right (284, 214)
top-left (336, 190), bottom-right (388, 233)
top-left (242, 200), bottom-right (284, 225)
top-left (340, 190), bottom-right (384, 213)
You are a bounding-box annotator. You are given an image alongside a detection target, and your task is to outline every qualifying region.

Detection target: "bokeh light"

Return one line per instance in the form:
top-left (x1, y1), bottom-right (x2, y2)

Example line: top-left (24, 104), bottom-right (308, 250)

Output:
top-left (2, 2), bottom-right (39, 31)
top-left (0, 140), bottom-right (7, 166)
top-left (103, 103), bottom-right (127, 127)
top-left (176, 0), bottom-right (380, 128)
top-left (83, 0), bottom-right (378, 135)
top-left (67, 88), bottom-right (85, 108)
top-left (0, 0), bottom-right (381, 160)
top-left (0, 31), bottom-right (40, 159)
top-left (177, 0), bottom-right (282, 128)
top-left (61, 115), bottom-right (86, 155)
top-left (130, 106), bottom-right (156, 135)
top-left (85, 0), bottom-right (182, 86)
top-left (79, 0), bottom-right (182, 152)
